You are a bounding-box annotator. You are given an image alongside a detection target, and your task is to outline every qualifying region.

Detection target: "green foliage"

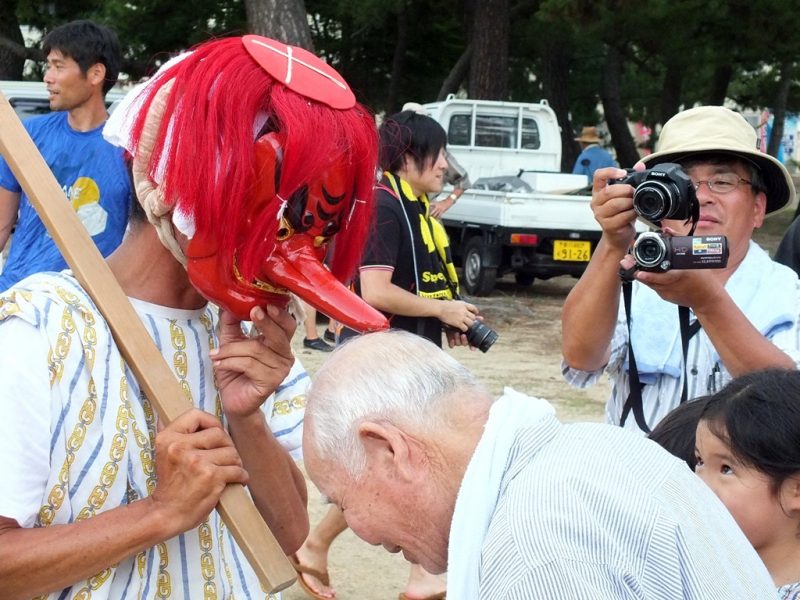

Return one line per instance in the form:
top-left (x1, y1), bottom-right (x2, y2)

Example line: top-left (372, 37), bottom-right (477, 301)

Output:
top-left (15, 0), bottom-right (247, 80)
top-left (306, 0), bottom-right (465, 111)
top-left (11, 0), bottom-right (800, 146)
top-left (16, 0), bottom-right (104, 31)
top-left (730, 67), bottom-right (800, 113)
top-left (98, 0), bottom-right (247, 79)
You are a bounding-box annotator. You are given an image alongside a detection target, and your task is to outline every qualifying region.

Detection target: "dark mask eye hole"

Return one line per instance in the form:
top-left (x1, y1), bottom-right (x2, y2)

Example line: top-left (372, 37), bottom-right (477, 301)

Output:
top-left (284, 185), bottom-right (310, 231)
top-left (322, 221), bottom-right (340, 237)
top-left (276, 221), bottom-right (293, 241)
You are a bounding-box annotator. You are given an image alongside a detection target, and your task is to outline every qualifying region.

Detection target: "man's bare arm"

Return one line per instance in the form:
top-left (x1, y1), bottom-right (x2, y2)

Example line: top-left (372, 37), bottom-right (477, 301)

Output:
top-left (562, 167), bottom-right (634, 371)
top-left (0, 187), bottom-right (20, 252)
top-left (0, 410), bottom-right (248, 599)
top-left (212, 306), bottom-right (310, 554)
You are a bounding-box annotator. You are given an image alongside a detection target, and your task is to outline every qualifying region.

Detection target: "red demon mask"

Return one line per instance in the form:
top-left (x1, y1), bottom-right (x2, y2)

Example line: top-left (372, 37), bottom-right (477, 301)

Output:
top-left (127, 35), bottom-right (388, 333)
top-left (186, 133), bottom-right (387, 331)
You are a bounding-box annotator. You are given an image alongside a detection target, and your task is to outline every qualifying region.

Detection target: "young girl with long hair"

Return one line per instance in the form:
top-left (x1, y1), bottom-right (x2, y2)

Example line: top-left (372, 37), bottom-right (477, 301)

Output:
top-left (695, 369), bottom-right (800, 599)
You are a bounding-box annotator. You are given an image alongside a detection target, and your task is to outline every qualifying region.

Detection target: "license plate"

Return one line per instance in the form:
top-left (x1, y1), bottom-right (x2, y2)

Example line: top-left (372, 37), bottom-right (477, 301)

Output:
top-left (553, 240), bottom-right (591, 262)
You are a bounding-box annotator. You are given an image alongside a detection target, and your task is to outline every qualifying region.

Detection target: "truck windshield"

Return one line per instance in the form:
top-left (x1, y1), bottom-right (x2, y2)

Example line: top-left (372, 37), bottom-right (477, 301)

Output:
top-left (448, 113), bottom-right (540, 150)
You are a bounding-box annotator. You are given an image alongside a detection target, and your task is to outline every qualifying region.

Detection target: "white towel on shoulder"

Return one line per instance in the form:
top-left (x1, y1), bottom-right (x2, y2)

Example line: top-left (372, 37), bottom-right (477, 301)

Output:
top-left (447, 388), bottom-right (558, 599)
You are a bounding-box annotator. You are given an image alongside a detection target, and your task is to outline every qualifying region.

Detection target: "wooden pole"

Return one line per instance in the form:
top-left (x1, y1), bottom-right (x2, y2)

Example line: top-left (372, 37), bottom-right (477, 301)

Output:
top-left (0, 91), bottom-right (296, 593)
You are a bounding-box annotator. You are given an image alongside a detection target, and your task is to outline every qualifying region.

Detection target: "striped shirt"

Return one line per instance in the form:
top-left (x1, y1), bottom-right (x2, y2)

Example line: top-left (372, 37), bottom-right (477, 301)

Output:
top-left (0, 272), bottom-right (308, 599)
top-left (562, 272), bottom-right (800, 432)
top-left (476, 418), bottom-right (775, 599)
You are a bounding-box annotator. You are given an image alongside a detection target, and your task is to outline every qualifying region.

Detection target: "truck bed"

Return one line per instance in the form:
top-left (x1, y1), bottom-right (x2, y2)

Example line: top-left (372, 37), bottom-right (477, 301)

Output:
top-left (441, 189), bottom-right (601, 232)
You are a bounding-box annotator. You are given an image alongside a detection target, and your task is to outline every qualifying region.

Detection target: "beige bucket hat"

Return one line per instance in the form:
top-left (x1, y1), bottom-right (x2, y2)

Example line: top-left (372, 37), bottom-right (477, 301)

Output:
top-left (641, 105), bottom-right (795, 214)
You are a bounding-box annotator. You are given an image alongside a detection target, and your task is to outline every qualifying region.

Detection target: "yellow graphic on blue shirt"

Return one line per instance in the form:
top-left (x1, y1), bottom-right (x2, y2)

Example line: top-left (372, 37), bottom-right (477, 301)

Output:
top-left (66, 177), bottom-right (108, 236)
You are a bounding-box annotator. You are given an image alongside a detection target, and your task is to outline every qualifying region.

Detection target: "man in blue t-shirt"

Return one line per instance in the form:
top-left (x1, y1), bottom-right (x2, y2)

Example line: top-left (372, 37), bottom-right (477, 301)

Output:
top-left (0, 20), bottom-right (131, 291)
top-left (572, 126), bottom-right (617, 183)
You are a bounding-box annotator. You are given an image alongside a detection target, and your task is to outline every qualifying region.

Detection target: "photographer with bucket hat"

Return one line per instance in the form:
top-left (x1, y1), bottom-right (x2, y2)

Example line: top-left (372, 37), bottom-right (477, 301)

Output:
top-left (562, 105), bottom-right (800, 433)
top-left (572, 125), bottom-right (617, 182)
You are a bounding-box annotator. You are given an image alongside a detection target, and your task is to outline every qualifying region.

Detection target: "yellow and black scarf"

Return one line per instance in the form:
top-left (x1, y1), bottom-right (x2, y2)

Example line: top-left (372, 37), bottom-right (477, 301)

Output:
top-left (381, 171), bottom-right (460, 297)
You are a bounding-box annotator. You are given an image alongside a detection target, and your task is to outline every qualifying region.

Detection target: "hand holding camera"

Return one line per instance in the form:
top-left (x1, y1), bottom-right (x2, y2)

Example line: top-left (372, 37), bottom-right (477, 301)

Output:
top-left (609, 162), bottom-right (729, 273)
top-left (439, 297), bottom-right (498, 353)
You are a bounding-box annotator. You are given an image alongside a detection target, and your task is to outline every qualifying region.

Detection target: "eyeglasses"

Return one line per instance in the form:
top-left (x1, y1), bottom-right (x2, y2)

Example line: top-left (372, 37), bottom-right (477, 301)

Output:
top-left (691, 174), bottom-right (752, 194)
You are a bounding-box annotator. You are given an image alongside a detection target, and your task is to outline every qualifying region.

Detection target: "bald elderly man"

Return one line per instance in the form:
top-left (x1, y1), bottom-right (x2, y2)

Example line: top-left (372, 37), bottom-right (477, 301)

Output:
top-left (303, 330), bottom-right (773, 599)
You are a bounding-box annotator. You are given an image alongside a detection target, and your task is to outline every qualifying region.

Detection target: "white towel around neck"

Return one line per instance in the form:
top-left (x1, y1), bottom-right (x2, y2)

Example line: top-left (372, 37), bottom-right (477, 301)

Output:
top-left (447, 387), bottom-right (558, 599)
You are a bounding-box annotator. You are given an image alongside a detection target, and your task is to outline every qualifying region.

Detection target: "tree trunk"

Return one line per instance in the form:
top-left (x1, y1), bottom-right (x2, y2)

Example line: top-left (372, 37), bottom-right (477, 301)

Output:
top-left (767, 60), bottom-right (794, 158)
top-left (658, 61), bottom-right (685, 124)
top-left (538, 28), bottom-right (578, 172)
top-left (706, 64), bottom-right (733, 105)
top-left (0, 1), bottom-right (25, 80)
top-left (601, 45), bottom-right (639, 168)
top-left (386, 3), bottom-right (409, 112)
top-left (245, 0), bottom-right (314, 51)
top-left (468, 0), bottom-right (509, 99)
top-left (437, 44), bottom-right (472, 100)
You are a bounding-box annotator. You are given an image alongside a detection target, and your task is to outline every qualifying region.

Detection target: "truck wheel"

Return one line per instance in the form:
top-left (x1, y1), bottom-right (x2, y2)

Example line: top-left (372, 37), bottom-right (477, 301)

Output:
top-left (463, 237), bottom-right (497, 296)
top-left (515, 272), bottom-right (535, 287)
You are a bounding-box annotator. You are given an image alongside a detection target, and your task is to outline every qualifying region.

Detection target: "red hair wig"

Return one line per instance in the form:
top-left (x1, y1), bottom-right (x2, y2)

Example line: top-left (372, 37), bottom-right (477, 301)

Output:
top-left (129, 36), bottom-right (378, 286)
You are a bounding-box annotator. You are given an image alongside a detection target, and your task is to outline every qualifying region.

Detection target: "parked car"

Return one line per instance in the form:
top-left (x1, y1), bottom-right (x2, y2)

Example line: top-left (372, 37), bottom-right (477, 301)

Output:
top-left (0, 80), bottom-right (126, 120)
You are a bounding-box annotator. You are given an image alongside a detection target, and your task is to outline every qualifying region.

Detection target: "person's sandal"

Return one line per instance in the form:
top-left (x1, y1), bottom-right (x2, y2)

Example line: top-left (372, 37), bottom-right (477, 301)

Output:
top-left (289, 554), bottom-right (333, 599)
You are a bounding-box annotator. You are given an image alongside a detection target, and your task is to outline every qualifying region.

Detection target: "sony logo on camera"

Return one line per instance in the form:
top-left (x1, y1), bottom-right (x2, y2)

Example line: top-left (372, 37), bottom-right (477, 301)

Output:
top-left (632, 232), bottom-right (729, 272)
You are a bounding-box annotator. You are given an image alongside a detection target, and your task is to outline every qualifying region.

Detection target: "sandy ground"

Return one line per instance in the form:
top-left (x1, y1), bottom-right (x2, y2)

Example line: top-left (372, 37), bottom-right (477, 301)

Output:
top-left (282, 207), bottom-right (795, 599)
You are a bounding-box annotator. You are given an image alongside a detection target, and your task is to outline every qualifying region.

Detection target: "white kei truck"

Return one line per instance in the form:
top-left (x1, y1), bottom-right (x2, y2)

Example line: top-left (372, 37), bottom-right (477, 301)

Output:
top-left (422, 95), bottom-right (606, 296)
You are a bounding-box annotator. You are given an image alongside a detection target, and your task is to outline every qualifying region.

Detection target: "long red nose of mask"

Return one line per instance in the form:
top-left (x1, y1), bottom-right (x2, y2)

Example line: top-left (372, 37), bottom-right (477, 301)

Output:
top-left (263, 234), bottom-right (388, 332)
top-left (186, 233), bottom-right (388, 333)
top-left (186, 134), bottom-right (388, 333)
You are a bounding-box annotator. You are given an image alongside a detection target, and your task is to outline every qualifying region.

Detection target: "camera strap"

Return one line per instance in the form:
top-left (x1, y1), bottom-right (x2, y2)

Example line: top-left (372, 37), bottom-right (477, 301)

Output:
top-left (678, 305), bottom-right (702, 404)
top-left (620, 278), bottom-right (651, 432)
top-left (619, 280), bottom-right (702, 432)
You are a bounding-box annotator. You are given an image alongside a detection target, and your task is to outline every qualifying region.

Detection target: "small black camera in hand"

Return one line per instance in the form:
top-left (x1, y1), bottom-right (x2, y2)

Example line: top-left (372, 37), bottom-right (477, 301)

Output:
top-left (632, 232), bottom-right (729, 273)
top-left (611, 162), bottom-right (698, 224)
top-left (465, 319), bottom-right (498, 353)
top-left (446, 293), bottom-right (498, 352)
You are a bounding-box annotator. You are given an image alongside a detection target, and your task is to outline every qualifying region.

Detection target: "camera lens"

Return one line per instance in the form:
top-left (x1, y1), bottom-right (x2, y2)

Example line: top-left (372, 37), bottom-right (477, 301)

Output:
top-left (466, 321), bottom-right (498, 353)
top-left (632, 232), bottom-right (667, 269)
top-left (633, 181), bottom-right (674, 222)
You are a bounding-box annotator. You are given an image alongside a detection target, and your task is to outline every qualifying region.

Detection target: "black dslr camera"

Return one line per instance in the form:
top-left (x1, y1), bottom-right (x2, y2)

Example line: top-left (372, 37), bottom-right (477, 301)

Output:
top-left (612, 162), bottom-right (728, 273)
top-left (444, 320), bottom-right (498, 353)
top-left (445, 292), bottom-right (499, 352)
top-left (611, 162), bottom-right (698, 224)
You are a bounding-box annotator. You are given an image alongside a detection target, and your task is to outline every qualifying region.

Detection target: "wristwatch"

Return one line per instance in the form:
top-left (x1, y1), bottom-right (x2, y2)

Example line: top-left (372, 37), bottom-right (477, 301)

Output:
top-left (447, 192), bottom-right (458, 204)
